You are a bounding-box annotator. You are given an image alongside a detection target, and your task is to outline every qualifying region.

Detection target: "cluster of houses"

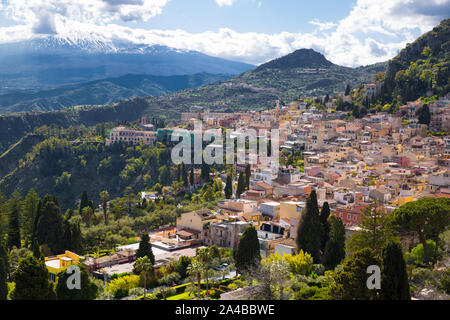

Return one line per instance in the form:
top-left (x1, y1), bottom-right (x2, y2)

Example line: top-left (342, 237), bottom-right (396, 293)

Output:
top-left (76, 88), bottom-right (449, 283)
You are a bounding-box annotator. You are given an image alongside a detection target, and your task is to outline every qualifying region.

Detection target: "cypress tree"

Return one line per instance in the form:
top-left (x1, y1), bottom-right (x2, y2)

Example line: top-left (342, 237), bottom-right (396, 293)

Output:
top-left (235, 226), bottom-right (261, 274)
top-left (296, 190), bottom-right (321, 263)
top-left (136, 234), bottom-right (155, 265)
top-left (11, 255), bottom-right (55, 300)
top-left (31, 236), bottom-right (43, 260)
top-left (381, 242), bottom-right (410, 300)
top-left (236, 173), bottom-right (245, 199)
top-left (245, 164), bottom-right (251, 189)
top-left (345, 84), bottom-right (351, 96)
top-left (36, 197), bottom-right (64, 255)
top-left (225, 175), bottom-right (233, 199)
top-left (79, 191), bottom-right (90, 215)
top-left (319, 201), bottom-right (331, 254)
top-left (323, 215), bottom-right (346, 269)
top-left (181, 163), bottom-right (188, 186)
top-left (201, 163), bottom-right (210, 182)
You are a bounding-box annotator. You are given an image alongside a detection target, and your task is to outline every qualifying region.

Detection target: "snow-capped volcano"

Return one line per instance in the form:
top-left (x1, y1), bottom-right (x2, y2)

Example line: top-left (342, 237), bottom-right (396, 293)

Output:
top-left (0, 34), bottom-right (253, 90)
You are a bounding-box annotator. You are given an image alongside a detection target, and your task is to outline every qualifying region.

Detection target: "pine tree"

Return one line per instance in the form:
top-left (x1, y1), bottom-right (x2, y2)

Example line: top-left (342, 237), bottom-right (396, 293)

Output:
top-left (319, 202), bottom-right (331, 254)
top-left (296, 190), bottom-right (321, 263)
top-left (235, 226), bottom-right (261, 274)
top-left (21, 189), bottom-right (40, 246)
top-left (330, 248), bottom-right (381, 300)
top-left (11, 255), bottom-right (55, 300)
top-left (381, 242), bottom-right (410, 300)
top-left (136, 234), bottom-right (155, 265)
top-left (7, 192), bottom-right (21, 250)
top-left (323, 215), bottom-right (346, 269)
top-left (225, 174), bottom-right (233, 199)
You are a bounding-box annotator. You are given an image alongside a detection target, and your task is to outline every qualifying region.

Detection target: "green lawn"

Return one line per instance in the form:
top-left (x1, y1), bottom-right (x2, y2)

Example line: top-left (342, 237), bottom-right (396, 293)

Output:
top-left (166, 291), bottom-right (197, 300)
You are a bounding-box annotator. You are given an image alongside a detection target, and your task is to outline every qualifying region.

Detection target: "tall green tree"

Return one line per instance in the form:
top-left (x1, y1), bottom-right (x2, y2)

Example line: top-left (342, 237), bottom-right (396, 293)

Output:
top-left (31, 236), bottom-right (42, 260)
top-left (79, 191), bottom-right (90, 215)
top-left (11, 254), bottom-right (55, 300)
top-left (133, 256), bottom-right (153, 299)
top-left (296, 190), bottom-right (321, 263)
top-left (416, 104), bottom-right (431, 125)
top-left (196, 246), bottom-right (219, 295)
top-left (56, 266), bottom-right (98, 300)
top-left (330, 248), bottom-right (381, 300)
top-left (245, 164), bottom-right (251, 189)
top-left (36, 195), bottom-right (64, 255)
top-left (235, 172), bottom-right (245, 199)
top-left (235, 226), bottom-right (261, 274)
top-left (381, 242), bottom-right (410, 300)
top-left (201, 162), bottom-right (210, 182)
top-left (389, 198), bottom-right (450, 265)
top-left (224, 174), bottom-right (233, 199)
top-left (99, 190), bottom-right (109, 225)
top-left (136, 234), bottom-right (155, 265)
top-left (323, 215), bottom-right (346, 269)
top-left (348, 205), bottom-right (395, 255)
top-left (187, 259), bottom-right (205, 298)
top-left (7, 192), bottom-right (21, 250)
top-left (319, 201), bottom-right (331, 254)
top-left (21, 189), bottom-right (40, 246)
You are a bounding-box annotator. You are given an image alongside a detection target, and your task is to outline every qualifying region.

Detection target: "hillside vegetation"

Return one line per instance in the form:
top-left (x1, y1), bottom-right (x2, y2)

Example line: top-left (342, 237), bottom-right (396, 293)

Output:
top-left (380, 18), bottom-right (450, 104)
top-left (0, 73), bottom-right (232, 113)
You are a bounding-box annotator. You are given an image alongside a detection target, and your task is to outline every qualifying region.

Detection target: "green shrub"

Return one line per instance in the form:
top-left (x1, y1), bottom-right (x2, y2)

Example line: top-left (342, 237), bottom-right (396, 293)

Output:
top-left (409, 240), bottom-right (441, 265)
top-left (311, 264), bottom-right (325, 276)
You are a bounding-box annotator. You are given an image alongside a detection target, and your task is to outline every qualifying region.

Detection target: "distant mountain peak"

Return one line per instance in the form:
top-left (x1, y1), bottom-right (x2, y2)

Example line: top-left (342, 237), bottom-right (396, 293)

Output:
top-left (254, 48), bottom-right (333, 71)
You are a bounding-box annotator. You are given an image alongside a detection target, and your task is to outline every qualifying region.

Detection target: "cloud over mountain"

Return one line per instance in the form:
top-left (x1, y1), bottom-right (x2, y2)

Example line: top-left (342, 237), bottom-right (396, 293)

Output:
top-left (0, 0), bottom-right (448, 67)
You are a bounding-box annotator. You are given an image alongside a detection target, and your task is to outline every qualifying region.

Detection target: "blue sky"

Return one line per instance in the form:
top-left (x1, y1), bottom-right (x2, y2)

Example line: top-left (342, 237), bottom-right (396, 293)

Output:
top-left (126, 0), bottom-right (354, 34)
top-left (0, 0), bottom-right (448, 67)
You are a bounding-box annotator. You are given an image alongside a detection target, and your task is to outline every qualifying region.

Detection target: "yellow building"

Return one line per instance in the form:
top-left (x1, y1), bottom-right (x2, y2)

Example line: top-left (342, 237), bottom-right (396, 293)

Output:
top-left (392, 196), bottom-right (415, 207)
top-left (176, 209), bottom-right (219, 236)
top-left (279, 201), bottom-right (305, 220)
top-left (45, 251), bottom-right (81, 282)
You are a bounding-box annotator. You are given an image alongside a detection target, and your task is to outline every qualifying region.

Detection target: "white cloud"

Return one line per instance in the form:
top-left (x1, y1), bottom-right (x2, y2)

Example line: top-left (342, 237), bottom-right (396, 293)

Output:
top-left (0, 0), bottom-right (448, 67)
top-left (309, 19), bottom-right (337, 31)
top-left (0, 0), bottom-right (168, 32)
top-left (215, 0), bottom-right (236, 6)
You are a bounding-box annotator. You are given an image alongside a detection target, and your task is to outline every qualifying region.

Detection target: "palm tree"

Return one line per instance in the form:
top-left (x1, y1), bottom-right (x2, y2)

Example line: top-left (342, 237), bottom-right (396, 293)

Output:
top-left (187, 259), bottom-right (205, 299)
top-left (99, 190), bottom-right (109, 225)
top-left (134, 256), bottom-right (153, 300)
top-left (196, 246), bottom-right (219, 295)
